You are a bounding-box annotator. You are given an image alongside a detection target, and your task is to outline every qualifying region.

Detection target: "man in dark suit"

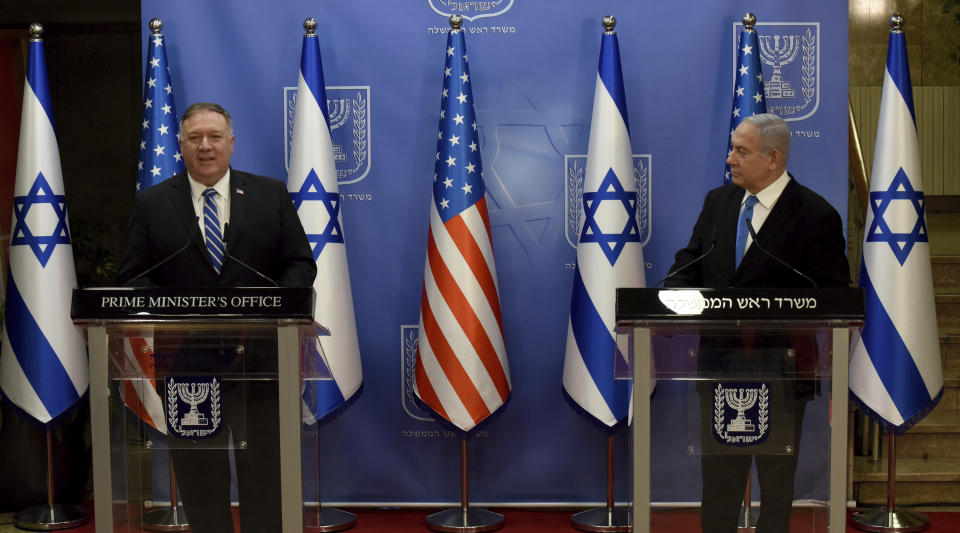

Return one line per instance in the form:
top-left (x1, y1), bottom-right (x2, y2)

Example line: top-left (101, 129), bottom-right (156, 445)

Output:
top-left (665, 113), bottom-right (850, 533)
top-left (116, 102), bottom-right (316, 533)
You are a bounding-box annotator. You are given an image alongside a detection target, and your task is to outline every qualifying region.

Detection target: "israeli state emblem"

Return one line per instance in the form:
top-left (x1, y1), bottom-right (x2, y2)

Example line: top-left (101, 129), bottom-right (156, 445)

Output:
top-left (733, 22), bottom-right (820, 121)
top-left (428, 0), bottom-right (514, 22)
top-left (564, 155), bottom-right (652, 250)
top-left (712, 382), bottom-right (770, 447)
top-left (165, 376), bottom-right (223, 439)
top-left (284, 86), bottom-right (371, 185)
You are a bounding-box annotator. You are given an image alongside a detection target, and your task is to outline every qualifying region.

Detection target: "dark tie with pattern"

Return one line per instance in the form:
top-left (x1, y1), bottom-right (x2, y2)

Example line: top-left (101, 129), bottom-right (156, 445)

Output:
top-left (202, 188), bottom-right (224, 273)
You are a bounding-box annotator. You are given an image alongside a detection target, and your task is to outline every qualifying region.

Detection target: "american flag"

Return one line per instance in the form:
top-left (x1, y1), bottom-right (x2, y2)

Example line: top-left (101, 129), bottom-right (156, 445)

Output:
top-left (725, 15), bottom-right (767, 183)
top-left (124, 20), bottom-right (185, 434)
top-left (849, 16), bottom-right (942, 433)
top-left (137, 20), bottom-right (184, 192)
top-left (414, 23), bottom-right (510, 432)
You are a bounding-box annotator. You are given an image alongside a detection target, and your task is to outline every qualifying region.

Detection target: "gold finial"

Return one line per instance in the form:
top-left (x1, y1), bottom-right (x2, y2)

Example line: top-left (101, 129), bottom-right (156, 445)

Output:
top-left (890, 13), bottom-right (904, 33)
top-left (304, 18), bottom-right (317, 36)
top-left (450, 14), bottom-right (463, 30)
top-left (602, 15), bottom-right (616, 34)
top-left (28, 23), bottom-right (43, 41)
top-left (743, 13), bottom-right (757, 32)
top-left (149, 18), bottom-right (163, 34)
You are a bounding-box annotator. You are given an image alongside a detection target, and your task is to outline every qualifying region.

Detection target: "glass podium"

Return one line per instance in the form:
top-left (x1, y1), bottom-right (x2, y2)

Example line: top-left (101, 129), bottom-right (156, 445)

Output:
top-left (72, 287), bottom-right (326, 533)
top-left (617, 288), bottom-right (863, 533)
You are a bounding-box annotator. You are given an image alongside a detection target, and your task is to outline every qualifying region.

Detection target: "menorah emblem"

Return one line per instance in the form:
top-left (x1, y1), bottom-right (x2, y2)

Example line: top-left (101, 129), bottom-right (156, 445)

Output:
top-left (724, 387), bottom-right (758, 433)
top-left (759, 34), bottom-right (800, 99)
top-left (327, 98), bottom-right (351, 129)
top-left (177, 382), bottom-right (210, 427)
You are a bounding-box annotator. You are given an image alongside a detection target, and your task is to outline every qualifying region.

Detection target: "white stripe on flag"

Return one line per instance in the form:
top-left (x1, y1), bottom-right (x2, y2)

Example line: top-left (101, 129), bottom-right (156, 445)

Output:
top-left (288, 41), bottom-right (363, 421)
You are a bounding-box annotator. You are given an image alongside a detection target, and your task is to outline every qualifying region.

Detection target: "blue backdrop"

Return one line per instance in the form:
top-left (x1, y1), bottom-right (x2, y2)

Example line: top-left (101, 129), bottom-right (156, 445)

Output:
top-left (139, 0), bottom-right (848, 505)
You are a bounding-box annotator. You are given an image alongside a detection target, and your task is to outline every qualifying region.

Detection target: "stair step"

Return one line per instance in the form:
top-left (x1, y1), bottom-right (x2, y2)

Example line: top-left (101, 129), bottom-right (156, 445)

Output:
top-left (947, 366), bottom-right (960, 389)
top-left (853, 456), bottom-right (960, 482)
top-left (944, 334), bottom-right (960, 369)
top-left (932, 256), bottom-right (960, 291)
top-left (937, 293), bottom-right (960, 331)
top-left (908, 408), bottom-right (960, 433)
top-left (856, 481), bottom-right (960, 505)
top-left (895, 409), bottom-right (960, 458)
top-left (943, 387), bottom-right (958, 412)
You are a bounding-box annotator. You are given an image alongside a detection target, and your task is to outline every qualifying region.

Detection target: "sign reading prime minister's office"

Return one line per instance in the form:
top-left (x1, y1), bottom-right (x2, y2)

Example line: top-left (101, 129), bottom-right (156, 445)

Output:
top-left (71, 287), bottom-right (315, 320)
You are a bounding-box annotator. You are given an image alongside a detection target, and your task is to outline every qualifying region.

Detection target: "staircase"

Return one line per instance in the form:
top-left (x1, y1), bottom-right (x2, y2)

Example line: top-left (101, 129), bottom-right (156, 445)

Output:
top-left (852, 198), bottom-right (960, 506)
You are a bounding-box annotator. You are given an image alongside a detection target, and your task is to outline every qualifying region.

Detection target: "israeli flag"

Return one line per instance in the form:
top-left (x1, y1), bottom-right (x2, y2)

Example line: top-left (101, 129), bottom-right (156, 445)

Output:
top-left (0, 29), bottom-right (88, 423)
top-left (562, 23), bottom-right (645, 427)
top-left (850, 22), bottom-right (943, 433)
top-left (287, 21), bottom-right (363, 423)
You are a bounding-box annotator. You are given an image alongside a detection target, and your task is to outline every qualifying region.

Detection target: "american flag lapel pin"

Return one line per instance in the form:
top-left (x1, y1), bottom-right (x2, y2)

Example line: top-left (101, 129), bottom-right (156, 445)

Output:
top-left (236, 188), bottom-right (244, 196)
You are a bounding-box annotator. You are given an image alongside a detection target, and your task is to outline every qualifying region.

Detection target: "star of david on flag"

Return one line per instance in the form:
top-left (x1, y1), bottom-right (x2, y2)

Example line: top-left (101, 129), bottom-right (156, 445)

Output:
top-left (850, 21), bottom-right (942, 433)
top-left (287, 20), bottom-right (362, 423)
top-left (413, 22), bottom-right (511, 432)
top-left (1, 28), bottom-right (88, 423)
top-left (725, 17), bottom-right (767, 183)
top-left (579, 168), bottom-right (642, 266)
top-left (290, 169), bottom-right (343, 260)
top-left (563, 21), bottom-right (645, 428)
top-left (865, 168), bottom-right (928, 266)
top-left (11, 173), bottom-right (70, 268)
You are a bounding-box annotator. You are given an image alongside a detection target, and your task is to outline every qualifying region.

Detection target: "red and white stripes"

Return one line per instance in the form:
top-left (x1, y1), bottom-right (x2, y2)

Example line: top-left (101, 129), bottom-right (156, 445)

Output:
top-left (415, 197), bottom-right (510, 431)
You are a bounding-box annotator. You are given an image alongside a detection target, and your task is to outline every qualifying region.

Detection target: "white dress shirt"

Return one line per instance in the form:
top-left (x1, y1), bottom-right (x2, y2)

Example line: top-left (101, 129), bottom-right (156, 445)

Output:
top-left (739, 170), bottom-right (790, 255)
top-left (188, 170), bottom-right (231, 242)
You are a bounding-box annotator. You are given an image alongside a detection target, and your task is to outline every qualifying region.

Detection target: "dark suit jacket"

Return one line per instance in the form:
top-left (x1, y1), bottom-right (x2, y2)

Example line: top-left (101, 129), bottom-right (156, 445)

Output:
top-left (113, 172), bottom-right (313, 532)
top-left (116, 169), bottom-right (316, 288)
top-left (666, 177), bottom-right (851, 394)
top-left (665, 177), bottom-right (850, 290)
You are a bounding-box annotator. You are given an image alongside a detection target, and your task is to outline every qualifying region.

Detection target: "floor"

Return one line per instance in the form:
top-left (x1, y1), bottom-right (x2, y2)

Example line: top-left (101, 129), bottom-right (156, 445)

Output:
top-left (1, 506), bottom-right (958, 533)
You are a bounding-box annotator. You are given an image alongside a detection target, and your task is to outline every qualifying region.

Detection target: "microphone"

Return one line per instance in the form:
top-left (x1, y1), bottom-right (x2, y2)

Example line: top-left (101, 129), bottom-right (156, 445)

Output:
top-left (221, 223), bottom-right (279, 287)
top-left (655, 225), bottom-right (718, 287)
top-left (745, 219), bottom-right (817, 288)
top-left (124, 217), bottom-right (199, 287)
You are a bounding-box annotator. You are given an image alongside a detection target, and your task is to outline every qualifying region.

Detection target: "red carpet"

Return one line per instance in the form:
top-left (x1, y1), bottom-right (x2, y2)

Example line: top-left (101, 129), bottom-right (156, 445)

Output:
top-left (25, 505), bottom-right (960, 532)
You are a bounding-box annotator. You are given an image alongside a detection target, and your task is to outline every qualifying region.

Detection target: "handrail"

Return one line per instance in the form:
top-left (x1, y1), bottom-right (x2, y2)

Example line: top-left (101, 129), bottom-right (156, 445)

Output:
top-left (849, 95), bottom-right (870, 219)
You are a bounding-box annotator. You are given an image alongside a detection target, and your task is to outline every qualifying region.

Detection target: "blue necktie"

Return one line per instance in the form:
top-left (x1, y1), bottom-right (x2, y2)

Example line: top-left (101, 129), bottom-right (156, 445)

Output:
top-left (734, 194), bottom-right (759, 269)
top-left (202, 188), bottom-right (224, 273)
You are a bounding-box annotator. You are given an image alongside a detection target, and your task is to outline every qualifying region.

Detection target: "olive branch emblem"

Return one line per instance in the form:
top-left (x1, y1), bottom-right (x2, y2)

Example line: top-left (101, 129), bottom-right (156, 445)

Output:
top-left (801, 28), bottom-right (816, 108)
top-left (352, 93), bottom-right (368, 173)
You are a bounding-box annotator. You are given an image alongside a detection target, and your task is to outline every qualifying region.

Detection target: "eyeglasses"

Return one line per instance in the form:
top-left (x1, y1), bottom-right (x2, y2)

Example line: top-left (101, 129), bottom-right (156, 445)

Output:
top-left (181, 133), bottom-right (231, 147)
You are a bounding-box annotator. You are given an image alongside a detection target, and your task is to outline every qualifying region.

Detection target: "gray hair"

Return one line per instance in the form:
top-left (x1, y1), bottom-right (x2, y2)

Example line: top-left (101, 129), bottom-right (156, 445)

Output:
top-left (741, 112), bottom-right (790, 163)
top-left (179, 102), bottom-right (234, 135)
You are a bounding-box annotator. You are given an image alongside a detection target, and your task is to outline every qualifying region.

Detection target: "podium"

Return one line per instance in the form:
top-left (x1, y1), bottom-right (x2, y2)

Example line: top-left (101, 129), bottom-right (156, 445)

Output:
top-left (617, 288), bottom-right (863, 533)
top-left (72, 287), bottom-right (323, 533)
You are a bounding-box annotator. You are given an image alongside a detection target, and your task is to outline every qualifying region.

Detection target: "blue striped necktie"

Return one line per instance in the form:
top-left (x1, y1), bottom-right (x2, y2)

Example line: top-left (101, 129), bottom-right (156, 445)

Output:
top-left (202, 188), bottom-right (224, 273)
top-left (734, 194), bottom-right (759, 269)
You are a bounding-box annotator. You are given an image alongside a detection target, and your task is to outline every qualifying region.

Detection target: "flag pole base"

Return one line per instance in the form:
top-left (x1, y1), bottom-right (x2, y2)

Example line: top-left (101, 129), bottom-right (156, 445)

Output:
top-left (850, 507), bottom-right (930, 532)
top-left (425, 507), bottom-right (504, 532)
top-left (570, 507), bottom-right (631, 532)
top-left (140, 505), bottom-right (190, 532)
top-left (304, 507), bottom-right (357, 532)
top-left (13, 504), bottom-right (89, 531)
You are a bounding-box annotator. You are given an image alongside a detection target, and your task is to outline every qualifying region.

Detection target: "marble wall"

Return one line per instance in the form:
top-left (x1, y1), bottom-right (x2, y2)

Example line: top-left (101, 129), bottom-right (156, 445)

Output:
top-left (850, 0), bottom-right (960, 86)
